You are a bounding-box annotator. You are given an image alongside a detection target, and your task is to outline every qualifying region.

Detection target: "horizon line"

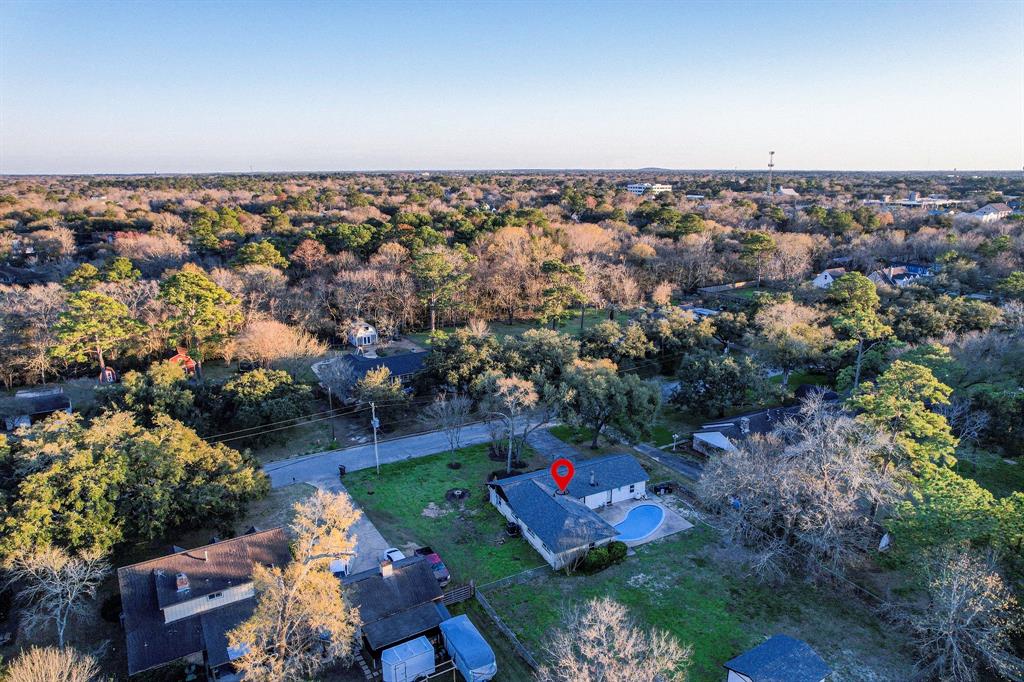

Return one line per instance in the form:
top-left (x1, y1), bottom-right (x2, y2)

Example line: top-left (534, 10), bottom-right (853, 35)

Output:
top-left (2, 167), bottom-right (1022, 178)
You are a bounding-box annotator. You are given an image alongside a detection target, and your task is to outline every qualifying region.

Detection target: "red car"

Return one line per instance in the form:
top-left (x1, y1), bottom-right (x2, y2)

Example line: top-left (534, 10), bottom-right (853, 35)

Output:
top-left (414, 546), bottom-right (451, 587)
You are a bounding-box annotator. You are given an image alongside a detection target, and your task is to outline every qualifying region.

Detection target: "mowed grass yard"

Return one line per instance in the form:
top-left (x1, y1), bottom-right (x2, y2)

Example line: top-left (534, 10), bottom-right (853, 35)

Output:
top-left (345, 444), bottom-right (547, 584)
top-left (482, 525), bottom-right (916, 682)
top-left (406, 308), bottom-right (615, 347)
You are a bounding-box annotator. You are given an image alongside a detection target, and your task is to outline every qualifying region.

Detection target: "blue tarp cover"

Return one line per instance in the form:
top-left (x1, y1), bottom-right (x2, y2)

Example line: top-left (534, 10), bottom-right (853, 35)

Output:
top-left (439, 615), bottom-right (497, 681)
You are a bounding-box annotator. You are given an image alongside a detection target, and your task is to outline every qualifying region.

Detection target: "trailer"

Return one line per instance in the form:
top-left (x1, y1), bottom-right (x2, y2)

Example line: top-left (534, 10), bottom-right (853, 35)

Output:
top-left (439, 615), bottom-right (497, 682)
top-left (380, 636), bottom-right (435, 682)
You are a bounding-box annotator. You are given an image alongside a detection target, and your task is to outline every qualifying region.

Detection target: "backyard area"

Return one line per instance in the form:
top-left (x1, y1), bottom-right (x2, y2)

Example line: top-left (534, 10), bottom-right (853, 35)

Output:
top-left (481, 524), bottom-right (916, 682)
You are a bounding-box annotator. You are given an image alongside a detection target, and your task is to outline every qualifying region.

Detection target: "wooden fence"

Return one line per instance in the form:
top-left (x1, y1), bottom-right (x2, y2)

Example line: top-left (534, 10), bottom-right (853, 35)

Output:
top-left (441, 581), bottom-right (475, 606)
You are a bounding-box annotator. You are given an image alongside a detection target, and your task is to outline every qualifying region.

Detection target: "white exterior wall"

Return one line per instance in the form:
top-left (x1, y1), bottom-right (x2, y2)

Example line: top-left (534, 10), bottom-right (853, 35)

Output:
top-left (488, 489), bottom-right (560, 568)
top-left (580, 482), bottom-right (645, 509)
top-left (488, 487), bottom-right (624, 570)
top-left (811, 272), bottom-right (834, 289)
top-left (163, 582), bottom-right (254, 623)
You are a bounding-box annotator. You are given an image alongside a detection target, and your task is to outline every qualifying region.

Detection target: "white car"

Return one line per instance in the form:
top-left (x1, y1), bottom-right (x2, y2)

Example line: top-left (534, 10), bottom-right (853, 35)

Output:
top-left (381, 547), bottom-right (405, 563)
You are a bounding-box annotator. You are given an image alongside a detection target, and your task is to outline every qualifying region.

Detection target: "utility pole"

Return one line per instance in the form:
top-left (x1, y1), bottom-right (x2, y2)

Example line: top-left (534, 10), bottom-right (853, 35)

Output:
top-left (767, 150), bottom-right (776, 204)
top-left (370, 402), bottom-right (381, 474)
top-left (327, 386), bottom-right (335, 441)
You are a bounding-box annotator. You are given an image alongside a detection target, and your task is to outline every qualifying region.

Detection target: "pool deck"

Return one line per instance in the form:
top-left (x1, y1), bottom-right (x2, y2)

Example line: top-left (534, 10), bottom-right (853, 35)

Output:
top-left (597, 497), bottom-right (693, 548)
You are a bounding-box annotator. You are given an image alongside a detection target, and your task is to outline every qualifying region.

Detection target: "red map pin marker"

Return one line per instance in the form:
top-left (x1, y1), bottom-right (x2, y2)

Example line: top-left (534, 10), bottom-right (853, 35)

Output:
top-left (550, 458), bottom-right (575, 493)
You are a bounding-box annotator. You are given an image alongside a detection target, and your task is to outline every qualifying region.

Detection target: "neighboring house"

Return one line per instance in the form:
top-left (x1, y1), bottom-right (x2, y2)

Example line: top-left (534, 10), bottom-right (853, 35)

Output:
top-left (1, 387), bottom-right (72, 431)
top-left (692, 387), bottom-right (839, 456)
top-left (117, 528), bottom-right (292, 679)
top-left (488, 455), bottom-right (649, 569)
top-left (340, 351), bottom-right (427, 384)
top-left (685, 193), bottom-right (705, 200)
top-left (169, 347), bottom-right (198, 376)
top-left (343, 555), bottom-right (447, 662)
top-left (724, 634), bottom-right (831, 682)
top-left (626, 182), bottom-right (673, 196)
top-left (867, 263), bottom-right (931, 289)
top-left (955, 202), bottom-right (1013, 225)
top-left (775, 187), bottom-right (800, 199)
top-left (347, 320), bottom-right (379, 348)
top-left (810, 267), bottom-right (846, 289)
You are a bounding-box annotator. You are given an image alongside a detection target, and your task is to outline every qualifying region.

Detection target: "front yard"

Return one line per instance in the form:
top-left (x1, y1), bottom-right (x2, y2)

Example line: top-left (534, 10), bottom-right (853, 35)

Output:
top-left (344, 444), bottom-right (547, 584)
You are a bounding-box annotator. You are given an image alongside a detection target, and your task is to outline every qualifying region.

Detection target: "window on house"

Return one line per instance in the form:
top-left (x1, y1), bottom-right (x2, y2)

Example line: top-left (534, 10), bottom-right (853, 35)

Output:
top-left (207, 592), bottom-right (223, 600)
top-left (629, 484), bottom-right (635, 493)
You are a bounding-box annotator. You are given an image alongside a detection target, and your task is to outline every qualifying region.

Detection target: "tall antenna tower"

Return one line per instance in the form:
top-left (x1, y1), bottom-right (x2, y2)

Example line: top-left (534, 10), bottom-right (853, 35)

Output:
top-left (767, 151), bottom-right (776, 203)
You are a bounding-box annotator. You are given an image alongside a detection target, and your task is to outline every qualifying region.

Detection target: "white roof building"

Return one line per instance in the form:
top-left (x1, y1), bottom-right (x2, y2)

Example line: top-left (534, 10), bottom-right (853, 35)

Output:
top-left (626, 182), bottom-right (673, 196)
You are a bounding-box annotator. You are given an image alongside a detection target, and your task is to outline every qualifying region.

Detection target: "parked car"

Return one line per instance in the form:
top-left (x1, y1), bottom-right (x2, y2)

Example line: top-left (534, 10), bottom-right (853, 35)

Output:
top-left (414, 546), bottom-right (451, 587)
top-left (381, 547), bottom-right (405, 563)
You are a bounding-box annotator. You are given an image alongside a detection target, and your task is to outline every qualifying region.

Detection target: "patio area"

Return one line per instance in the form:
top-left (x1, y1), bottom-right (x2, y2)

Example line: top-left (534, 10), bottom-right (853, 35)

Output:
top-left (598, 497), bottom-right (693, 547)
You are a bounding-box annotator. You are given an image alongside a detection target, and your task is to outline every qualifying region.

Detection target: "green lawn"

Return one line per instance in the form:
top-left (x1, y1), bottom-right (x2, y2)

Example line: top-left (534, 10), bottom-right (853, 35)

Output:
top-left (768, 371), bottom-right (830, 389)
top-left (406, 308), bottom-right (616, 347)
top-left (482, 525), bottom-right (913, 682)
top-left (345, 445), bottom-right (547, 583)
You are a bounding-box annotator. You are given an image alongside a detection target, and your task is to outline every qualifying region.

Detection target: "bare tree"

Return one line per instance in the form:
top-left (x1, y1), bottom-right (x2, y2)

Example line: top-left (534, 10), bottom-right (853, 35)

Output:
top-left (234, 318), bottom-right (327, 369)
top-left (536, 597), bottom-right (690, 682)
top-left (3, 646), bottom-right (101, 682)
top-left (228, 490), bottom-right (361, 681)
top-left (4, 546), bottom-right (109, 648)
top-left (421, 392), bottom-right (473, 465)
top-left (934, 397), bottom-right (990, 445)
top-left (895, 549), bottom-right (1024, 682)
top-left (479, 372), bottom-right (538, 473)
top-left (698, 395), bottom-right (898, 582)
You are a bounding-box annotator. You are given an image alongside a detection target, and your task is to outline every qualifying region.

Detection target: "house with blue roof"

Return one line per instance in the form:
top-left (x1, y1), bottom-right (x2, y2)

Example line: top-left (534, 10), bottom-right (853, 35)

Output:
top-left (724, 634), bottom-right (831, 682)
top-left (487, 454), bottom-right (649, 569)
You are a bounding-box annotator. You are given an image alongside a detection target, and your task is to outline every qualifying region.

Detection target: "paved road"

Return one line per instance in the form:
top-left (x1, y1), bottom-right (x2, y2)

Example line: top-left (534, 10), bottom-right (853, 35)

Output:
top-left (525, 428), bottom-right (582, 461)
top-left (264, 422), bottom-right (498, 489)
top-left (265, 418), bottom-right (562, 489)
top-left (634, 443), bottom-right (705, 482)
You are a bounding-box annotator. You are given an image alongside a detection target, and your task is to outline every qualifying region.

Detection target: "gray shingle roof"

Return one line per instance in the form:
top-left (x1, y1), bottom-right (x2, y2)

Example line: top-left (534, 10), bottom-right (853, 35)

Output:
top-left (724, 634), bottom-right (831, 682)
top-left (494, 454), bottom-right (649, 499)
top-left (117, 529), bottom-right (291, 675)
top-left (343, 555), bottom-right (444, 651)
top-left (489, 455), bottom-right (648, 553)
top-left (341, 351), bottom-right (427, 380)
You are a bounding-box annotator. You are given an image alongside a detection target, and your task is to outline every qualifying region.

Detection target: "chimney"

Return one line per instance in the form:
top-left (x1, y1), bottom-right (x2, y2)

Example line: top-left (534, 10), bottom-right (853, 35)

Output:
top-left (380, 558), bottom-right (394, 579)
top-left (589, 470), bottom-right (597, 487)
top-left (175, 572), bottom-right (190, 592)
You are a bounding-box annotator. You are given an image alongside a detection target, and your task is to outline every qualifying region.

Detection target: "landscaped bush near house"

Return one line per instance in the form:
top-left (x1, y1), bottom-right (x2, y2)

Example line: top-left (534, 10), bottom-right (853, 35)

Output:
top-left (607, 540), bottom-right (628, 562)
top-left (579, 541), bottom-right (628, 573)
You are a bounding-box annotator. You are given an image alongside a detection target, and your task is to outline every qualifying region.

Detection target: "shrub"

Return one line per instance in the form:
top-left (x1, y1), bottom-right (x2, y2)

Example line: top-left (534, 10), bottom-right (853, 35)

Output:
top-left (607, 541), bottom-right (628, 562)
top-left (581, 547), bottom-right (610, 572)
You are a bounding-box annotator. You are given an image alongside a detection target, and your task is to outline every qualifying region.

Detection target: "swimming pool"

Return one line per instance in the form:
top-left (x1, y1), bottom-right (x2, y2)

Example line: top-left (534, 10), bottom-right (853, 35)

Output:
top-left (613, 504), bottom-right (665, 542)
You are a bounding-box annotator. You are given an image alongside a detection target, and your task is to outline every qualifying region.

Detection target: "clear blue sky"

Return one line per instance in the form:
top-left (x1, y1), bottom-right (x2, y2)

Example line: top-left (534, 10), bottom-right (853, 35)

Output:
top-left (2, 0), bottom-right (1021, 173)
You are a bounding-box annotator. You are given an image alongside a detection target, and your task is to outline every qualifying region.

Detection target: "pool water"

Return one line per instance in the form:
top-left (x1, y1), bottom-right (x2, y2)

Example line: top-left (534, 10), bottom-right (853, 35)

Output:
top-left (614, 504), bottom-right (665, 542)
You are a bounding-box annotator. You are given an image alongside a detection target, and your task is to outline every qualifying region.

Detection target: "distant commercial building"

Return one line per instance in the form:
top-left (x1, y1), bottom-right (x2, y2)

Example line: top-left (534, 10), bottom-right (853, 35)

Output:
top-left (862, 193), bottom-right (962, 209)
top-left (626, 183), bottom-right (673, 196)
